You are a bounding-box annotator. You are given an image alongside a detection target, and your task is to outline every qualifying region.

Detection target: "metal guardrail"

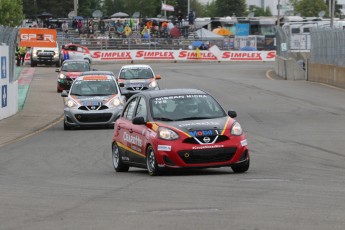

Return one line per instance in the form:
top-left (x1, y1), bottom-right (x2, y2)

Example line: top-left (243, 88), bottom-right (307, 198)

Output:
top-left (0, 26), bottom-right (19, 82)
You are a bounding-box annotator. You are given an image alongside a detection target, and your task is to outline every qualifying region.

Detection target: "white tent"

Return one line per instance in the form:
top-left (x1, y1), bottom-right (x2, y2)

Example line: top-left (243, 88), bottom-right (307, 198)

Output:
top-left (195, 28), bottom-right (224, 40)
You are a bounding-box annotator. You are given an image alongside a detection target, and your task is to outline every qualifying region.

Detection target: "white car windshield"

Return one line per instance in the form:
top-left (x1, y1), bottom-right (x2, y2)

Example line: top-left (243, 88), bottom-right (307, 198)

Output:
top-left (62, 62), bottom-right (90, 72)
top-left (119, 68), bottom-right (154, 79)
top-left (70, 79), bottom-right (118, 96)
top-left (150, 94), bottom-right (226, 121)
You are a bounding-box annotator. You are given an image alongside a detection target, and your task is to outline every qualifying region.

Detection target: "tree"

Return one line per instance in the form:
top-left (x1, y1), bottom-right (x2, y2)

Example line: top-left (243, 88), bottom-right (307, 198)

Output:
top-left (294, 0), bottom-right (327, 17)
top-left (203, 0), bottom-right (217, 17)
top-left (247, 5), bottom-right (272, 17)
top-left (325, 0), bottom-right (342, 17)
top-left (0, 0), bottom-right (24, 26)
top-left (215, 0), bottom-right (246, 18)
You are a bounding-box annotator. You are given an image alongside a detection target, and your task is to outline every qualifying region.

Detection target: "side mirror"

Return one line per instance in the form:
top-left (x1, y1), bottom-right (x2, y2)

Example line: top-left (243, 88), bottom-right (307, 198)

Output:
top-left (132, 116), bottom-right (146, 125)
top-left (61, 90), bottom-right (69, 97)
top-left (119, 82), bottom-right (125, 87)
top-left (155, 75), bottom-right (161, 80)
top-left (228, 110), bottom-right (237, 118)
top-left (55, 68), bottom-right (60, 72)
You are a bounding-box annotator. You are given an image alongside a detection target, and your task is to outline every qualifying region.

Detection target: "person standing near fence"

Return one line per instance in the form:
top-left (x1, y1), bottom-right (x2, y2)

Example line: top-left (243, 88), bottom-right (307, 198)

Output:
top-left (61, 21), bottom-right (69, 38)
top-left (19, 46), bottom-right (27, 66)
top-left (188, 10), bottom-right (195, 31)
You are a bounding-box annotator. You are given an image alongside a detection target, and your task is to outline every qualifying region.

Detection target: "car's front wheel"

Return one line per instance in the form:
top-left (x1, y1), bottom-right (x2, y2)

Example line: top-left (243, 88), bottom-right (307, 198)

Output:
top-left (146, 145), bottom-right (161, 176)
top-left (231, 158), bottom-right (250, 173)
top-left (63, 121), bottom-right (71, 130)
top-left (112, 142), bottom-right (129, 172)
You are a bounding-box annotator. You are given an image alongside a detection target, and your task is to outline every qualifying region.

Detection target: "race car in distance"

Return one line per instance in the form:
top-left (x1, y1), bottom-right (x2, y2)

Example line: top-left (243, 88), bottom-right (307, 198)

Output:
top-left (112, 88), bottom-right (250, 176)
top-left (61, 72), bottom-right (125, 130)
top-left (56, 60), bottom-right (92, 93)
top-left (117, 64), bottom-right (161, 99)
top-left (61, 43), bottom-right (93, 64)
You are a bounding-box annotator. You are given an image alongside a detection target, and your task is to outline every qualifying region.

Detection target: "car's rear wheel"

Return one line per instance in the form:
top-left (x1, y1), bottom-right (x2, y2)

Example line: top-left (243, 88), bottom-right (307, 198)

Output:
top-left (112, 142), bottom-right (129, 172)
top-left (231, 158), bottom-right (250, 173)
top-left (146, 145), bottom-right (161, 176)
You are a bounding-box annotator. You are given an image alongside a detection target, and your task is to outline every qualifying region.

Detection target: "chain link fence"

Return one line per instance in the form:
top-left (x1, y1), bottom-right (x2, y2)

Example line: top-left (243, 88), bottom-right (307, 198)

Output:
top-left (276, 27), bottom-right (289, 58)
top-left (310, 28), bottom-right (345, 67)
top-left (0, 25), bottom-right (19, 82)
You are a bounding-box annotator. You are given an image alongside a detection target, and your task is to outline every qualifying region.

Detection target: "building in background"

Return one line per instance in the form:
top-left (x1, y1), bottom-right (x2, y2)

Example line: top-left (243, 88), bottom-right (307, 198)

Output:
top-left (246, 0), bottom-right (294, 16)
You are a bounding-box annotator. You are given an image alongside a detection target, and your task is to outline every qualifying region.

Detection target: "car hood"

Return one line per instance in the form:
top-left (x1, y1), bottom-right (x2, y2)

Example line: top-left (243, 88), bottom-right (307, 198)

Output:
top-left (119, 79), bottom-right (153, 86)
top-left (70, 95), bottom-right (117, 106)
top-left (65, 72), bottom-right (83, 79)
top-left (157, 117), bottom-right (231, 137)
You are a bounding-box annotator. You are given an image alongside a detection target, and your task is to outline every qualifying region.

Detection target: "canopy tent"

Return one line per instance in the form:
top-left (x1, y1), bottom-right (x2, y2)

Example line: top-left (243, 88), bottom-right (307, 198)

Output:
top-left (194, 28), bottom-right (224, 40)
top-left (212, 27), bottom-right (231, 36)
top-left (111, 12), bottom-right (129, 18)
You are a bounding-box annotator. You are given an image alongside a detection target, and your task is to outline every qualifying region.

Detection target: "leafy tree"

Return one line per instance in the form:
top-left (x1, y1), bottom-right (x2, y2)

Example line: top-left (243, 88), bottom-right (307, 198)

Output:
top-left (215, 0), bottom-right (246, 17)
top-left (78, 0), bottom-right (101, 18)
top-left (202, 0), bottom-right (217, 17)
top-left (294, 0), bottom-right (327, 17)
top-left (0, 0), bottom-right (24, 26)
top-left (247, 5), bottom-right (272, 17)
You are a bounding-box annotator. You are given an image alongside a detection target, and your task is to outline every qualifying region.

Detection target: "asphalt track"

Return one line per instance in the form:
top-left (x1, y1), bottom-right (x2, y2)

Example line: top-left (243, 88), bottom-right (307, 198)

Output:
top-left (1, 62), bottom-right (345, 230)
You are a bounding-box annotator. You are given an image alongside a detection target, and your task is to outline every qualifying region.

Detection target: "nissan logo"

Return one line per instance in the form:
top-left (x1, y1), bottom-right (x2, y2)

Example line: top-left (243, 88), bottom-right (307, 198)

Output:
top-left (203, 137), bottom-right (211, 143)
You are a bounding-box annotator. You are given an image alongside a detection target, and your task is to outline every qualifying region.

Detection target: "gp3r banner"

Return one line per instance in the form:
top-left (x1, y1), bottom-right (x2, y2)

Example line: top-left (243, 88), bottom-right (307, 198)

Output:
top-left (19, 28), bottom-right (57, 48)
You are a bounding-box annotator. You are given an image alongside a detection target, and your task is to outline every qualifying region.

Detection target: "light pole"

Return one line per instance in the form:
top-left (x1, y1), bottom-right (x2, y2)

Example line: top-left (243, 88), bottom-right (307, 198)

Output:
top-left (277, 0), bottom-right (281, 27)
top-left (74, 0), bottom-right (78, 16)
top-left (330, 0), bottom-right (335, 28)
top-left (188, 0), bottom-right (190, 15)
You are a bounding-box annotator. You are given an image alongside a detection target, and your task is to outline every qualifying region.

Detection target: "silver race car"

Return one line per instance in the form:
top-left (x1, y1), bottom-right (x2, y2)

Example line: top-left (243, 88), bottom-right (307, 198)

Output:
top-left (117, 64), bottom-right (161, 99)
top-left (61, 72), bottom-right (126, 130)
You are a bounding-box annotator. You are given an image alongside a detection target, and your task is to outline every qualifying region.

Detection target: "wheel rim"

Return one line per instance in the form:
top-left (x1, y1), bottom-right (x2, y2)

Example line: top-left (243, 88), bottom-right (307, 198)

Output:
top-left (112, 145), bottom-right (119, 168)
top-left (147, 148), bottom-right (156, 172)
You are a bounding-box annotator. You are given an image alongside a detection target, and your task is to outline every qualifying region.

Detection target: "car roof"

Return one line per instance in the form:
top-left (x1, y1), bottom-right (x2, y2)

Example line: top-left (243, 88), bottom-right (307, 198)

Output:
top-left (75, 75), bottom-right (115, 81)
top-left (139, 88), bottom-right (207, 98)
top-left (62, 59), bottom-right (89, 64)
top-left (120, 64), bottom-right (152, 69)
top-left (81, 71), bottom-right (114, 76)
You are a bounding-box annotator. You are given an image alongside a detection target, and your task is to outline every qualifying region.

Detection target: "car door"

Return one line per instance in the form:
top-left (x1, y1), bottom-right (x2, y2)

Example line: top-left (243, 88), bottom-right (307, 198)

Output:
top-left (116, 96), bottom-right (139, 163)
top-left (128, 96), bottom-right (149, 165)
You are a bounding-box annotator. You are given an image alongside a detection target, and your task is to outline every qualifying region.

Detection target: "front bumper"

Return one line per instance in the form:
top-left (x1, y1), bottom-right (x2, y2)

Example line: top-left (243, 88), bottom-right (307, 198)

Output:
top-left (63, 106), bottom-right (123, 127)
top-left (153, 136), bottom-right (249, 169)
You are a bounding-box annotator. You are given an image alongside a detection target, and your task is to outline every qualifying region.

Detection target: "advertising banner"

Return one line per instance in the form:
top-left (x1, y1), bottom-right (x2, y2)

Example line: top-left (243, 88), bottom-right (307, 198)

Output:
top-left (19, 28), bottom-right (57, 48)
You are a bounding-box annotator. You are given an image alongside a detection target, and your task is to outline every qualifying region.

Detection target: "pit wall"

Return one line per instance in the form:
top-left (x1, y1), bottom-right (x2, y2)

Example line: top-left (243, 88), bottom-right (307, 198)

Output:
top-left (308, 62), bottom-right (345, 89)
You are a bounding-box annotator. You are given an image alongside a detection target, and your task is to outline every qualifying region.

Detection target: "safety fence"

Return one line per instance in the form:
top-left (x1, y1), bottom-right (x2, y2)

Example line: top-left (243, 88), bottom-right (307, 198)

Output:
top-left (310, 28), bottom-right (345, 67)
top-left (0, 26), bottom-right (19, 82)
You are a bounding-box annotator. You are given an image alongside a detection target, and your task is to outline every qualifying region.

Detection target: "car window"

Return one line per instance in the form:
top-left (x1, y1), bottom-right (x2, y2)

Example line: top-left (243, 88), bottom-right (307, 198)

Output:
top-left (77, 47), bottom-right (83, 52)
top-left (62, 62), bottom-right (90, 72)
top-left (119, 68), bottom-right (153, 79)
top-left (70, 79), bottom-right (118, 96)
top-left (150, 94), bottom-right (226, 121)
top-left (123, 97), bottom-right (138, 120)
top-left (134, 97), bottom-right (147, 121)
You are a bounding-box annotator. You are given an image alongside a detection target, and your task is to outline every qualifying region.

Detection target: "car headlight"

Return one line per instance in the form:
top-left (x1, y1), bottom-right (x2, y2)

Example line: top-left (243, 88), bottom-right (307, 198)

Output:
top-left (149, 80), bottom-right (158, 88)
top-left (59, 73), bottom-right (66, 79)
top-left (66, 99), bottom-right (77, 108)
top-left (108, 97), bottom-right (123, 108)
top-left (32, 50), bottom-right (37, 57)
top-left (230, 121), bottom-right (243, 136)
top-left (158, 127), bottom-right (179, 140)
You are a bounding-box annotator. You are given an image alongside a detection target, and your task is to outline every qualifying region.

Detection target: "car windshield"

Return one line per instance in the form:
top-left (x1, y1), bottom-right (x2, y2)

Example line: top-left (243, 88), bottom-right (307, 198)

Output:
top-left (119, 67), bottom-right (153, 79)
top-left (62, 62), bottom-right (90, 72)
top-left (70, 79), bottom-right (118, 96)
top-left (150, 94), bottom-right (226, 121)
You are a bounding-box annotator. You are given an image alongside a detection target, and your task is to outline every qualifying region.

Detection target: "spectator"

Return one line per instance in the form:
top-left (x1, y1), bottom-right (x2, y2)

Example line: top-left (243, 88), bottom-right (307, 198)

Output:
top-left (124, 24), bottom-right (132, 37)
top-left (116, 24), bottom-right (125, 37)
top-left (176, 10), bottom-right (183, 28)
top-left (170, 24), bottom-right (181, 38)
top-left (77, 19), bottom-right (83, 34)
top-left (61, 21), bottom-right (69, 38)
top-left (240, 41), bottom-right (257, 51)
top-left (141, 26), bottom-right (151, 40)
top-left (99, 18), bottom-right (106, 34)
top-left (72, 19), bottom-right (77, 29)
top-left (188, 10), bottom-right (195, 31)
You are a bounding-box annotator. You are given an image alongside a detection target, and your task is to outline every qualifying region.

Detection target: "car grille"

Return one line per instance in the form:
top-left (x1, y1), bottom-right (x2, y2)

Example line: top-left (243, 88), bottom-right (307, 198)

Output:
top-left (127, 86), bottom-right (148, 91)
top-left (178, 147), bottom-right (237, 164)
top-left (74, 113), bottom-right (112, 122)
top-left (183, 135), bottom-right (229, 144)
top-left (79, 105), bottom-right (109, 111)
top-left (37, 51), bottom-right (54, 57)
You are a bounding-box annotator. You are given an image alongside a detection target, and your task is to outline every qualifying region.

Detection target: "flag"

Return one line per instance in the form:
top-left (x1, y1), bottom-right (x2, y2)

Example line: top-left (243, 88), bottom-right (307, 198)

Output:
top-left (161, 2), bottom-right (174, 12)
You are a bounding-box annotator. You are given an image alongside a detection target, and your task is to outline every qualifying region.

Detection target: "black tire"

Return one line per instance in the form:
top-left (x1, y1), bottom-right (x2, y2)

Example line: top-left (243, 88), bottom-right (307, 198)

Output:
top-left (146, 145), bottom-right (161, 176)
top-left (112, 142), bottom-right (129, 172)
top-left (231, 158), bottom-right (250, 173)
top-left (63, 121), bottom-right (71, 130)
top-left (30, 60), bottom-right (36, 67)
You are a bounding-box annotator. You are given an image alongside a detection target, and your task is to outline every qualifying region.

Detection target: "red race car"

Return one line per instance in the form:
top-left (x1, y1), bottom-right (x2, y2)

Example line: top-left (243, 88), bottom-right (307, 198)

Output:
top-left (56, 59), bottom-right (92, 92)
top-left (112, 88), bottom-right (250, 176)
